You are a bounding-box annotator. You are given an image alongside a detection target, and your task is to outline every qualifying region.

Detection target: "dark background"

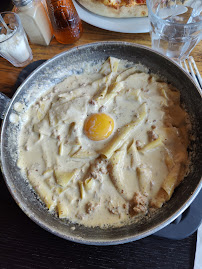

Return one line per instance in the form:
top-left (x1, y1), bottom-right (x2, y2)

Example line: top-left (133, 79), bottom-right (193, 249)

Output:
top-left (0, 1), bottom-right (198, 269)
top-left (0, 1), bottom-right (13, 13)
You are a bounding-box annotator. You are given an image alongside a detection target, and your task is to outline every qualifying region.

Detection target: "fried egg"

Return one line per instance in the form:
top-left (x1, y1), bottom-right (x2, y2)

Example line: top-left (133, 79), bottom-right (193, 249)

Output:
top-left (84, 113), bottom-right (114, 141)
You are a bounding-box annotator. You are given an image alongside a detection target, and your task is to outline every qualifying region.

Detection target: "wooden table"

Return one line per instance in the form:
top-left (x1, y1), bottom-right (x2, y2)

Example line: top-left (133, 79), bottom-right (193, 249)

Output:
top-left (0, 22), bottom-right (202, 97)
top-left (0, 22), bottom-right (201, 269)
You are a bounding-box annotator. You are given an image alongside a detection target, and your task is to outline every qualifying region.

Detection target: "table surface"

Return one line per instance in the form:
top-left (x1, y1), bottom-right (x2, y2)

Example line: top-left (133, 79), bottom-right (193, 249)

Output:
top-left (1, 21), bottom-right (202, 95)
top-left (0, 21), bottom-right (201, 269)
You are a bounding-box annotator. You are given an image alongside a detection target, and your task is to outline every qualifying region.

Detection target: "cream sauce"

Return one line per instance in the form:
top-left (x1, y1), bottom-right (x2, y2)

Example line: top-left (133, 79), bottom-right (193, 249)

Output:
top-left (17, 58), bottom-right (190, 228)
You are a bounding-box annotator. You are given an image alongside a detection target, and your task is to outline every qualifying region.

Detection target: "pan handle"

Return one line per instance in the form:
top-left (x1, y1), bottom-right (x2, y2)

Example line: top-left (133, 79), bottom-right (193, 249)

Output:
top-left (0, 93), bottom-right (11, 120)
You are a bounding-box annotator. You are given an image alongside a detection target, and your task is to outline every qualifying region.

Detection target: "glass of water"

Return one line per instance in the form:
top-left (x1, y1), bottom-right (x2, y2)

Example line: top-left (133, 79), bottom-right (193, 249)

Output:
top-left (146, 0), bottom-right (202, 62)
top-left (0, 12), bottom-right (33, 67)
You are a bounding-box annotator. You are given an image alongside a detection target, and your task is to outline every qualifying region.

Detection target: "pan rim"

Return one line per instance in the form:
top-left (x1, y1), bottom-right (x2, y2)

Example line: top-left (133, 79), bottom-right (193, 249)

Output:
top-left (1, 41), bottom-right (202, 245)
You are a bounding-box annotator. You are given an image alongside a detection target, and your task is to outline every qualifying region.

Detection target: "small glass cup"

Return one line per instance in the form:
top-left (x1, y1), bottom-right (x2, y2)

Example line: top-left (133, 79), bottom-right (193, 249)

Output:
top-left (146, 0), bottom-right (202, 62)
top-left (0, 12), bottom-right (33, 67)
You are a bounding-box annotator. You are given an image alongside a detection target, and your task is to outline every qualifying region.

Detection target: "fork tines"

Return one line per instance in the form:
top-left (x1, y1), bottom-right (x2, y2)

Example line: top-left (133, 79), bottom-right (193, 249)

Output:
top-left (180, 56), bottom-right (202, 91)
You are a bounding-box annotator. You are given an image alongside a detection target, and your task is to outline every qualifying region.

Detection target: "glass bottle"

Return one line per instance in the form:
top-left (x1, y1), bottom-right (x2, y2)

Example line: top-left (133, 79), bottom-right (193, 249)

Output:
top-left (46, 0), bottom-right (83, 44)
top-left (13, 0), bottom-right (53, 46)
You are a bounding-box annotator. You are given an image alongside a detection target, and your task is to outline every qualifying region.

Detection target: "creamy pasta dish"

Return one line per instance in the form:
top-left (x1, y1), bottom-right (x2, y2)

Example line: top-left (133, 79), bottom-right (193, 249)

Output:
top-left (18, 57), bottom-right (190, 228)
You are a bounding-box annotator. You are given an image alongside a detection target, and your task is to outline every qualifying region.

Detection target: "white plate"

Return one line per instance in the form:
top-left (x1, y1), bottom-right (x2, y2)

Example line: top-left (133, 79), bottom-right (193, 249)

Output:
top-left (73, 0), bottom-right (150, 33)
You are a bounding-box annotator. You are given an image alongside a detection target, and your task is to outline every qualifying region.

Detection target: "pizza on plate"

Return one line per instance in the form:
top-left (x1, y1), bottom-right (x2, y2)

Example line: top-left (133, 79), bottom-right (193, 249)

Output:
top-left (77, 0), bottom-right (148, 18)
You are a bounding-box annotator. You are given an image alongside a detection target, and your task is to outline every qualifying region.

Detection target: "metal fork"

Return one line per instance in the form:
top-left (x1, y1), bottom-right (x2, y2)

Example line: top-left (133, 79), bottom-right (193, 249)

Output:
top-left (180, 56), bottom-right (202, 92)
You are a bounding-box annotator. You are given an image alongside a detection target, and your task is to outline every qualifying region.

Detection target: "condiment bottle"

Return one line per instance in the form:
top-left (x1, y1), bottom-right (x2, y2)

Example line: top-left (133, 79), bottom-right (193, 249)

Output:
top-left (13, 0), bottom-right (53, 46)
top-left (46, 0), bottom-right (83, 44)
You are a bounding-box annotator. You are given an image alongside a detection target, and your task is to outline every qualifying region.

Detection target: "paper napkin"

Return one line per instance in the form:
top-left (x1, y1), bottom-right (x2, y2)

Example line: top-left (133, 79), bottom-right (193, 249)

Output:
top-left (194, 223), bottom-right (202, 269)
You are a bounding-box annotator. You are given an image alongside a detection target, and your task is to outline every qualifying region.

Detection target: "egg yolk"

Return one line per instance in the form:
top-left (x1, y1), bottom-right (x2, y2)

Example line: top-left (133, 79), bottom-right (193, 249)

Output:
top-left (84, 113), bottom-right (114, 141)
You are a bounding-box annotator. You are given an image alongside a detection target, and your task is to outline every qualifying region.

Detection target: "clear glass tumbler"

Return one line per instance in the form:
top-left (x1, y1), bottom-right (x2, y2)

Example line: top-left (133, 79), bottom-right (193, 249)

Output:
top-left (0, 12), bottom-right (33, 67)
top-left (146, 0), bottom-right (202, 62)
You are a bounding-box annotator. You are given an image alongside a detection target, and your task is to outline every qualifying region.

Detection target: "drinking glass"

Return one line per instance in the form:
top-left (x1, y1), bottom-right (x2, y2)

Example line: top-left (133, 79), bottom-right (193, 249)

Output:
top-left (146, 0), bottom-right (202, 62)
top-left (0, 12), bottom-right (33, 67)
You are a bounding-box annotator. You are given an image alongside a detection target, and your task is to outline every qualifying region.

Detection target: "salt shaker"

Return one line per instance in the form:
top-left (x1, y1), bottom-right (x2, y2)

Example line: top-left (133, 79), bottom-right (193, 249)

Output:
top-left (46, 0), bottom-right (83, 44)
top-left (13, 0), bottom-right (53, 46)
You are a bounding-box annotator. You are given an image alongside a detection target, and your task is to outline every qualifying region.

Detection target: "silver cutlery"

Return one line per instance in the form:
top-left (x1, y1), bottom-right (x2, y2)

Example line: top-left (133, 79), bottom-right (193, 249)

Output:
top-left (180, 56), bottom-right (202, 92)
